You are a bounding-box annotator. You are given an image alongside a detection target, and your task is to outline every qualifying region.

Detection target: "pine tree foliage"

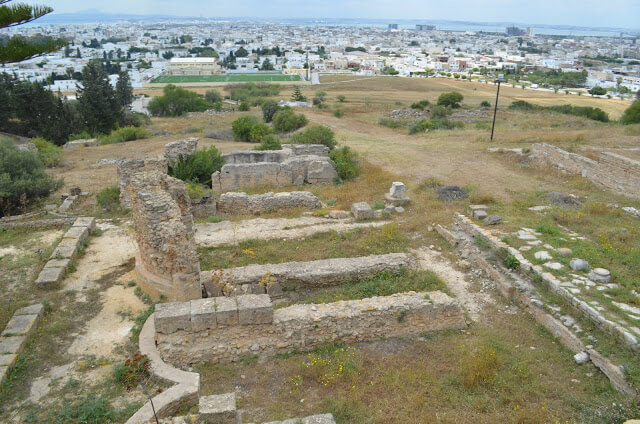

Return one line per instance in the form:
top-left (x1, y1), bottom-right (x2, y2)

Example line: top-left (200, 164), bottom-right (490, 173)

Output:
top-left (0, 0), bottom-right (67, 63)
top-left (77, 61), bottom-right (122, 134)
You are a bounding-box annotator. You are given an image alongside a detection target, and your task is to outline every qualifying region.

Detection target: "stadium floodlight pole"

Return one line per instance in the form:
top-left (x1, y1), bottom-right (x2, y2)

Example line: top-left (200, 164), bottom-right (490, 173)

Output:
top-left (490, 73), bottom-right (506, 141)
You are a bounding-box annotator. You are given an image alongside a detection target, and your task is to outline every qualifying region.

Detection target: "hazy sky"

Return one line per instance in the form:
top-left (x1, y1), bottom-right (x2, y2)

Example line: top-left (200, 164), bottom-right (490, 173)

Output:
top-left (46, 0), bottom-right (640, 29)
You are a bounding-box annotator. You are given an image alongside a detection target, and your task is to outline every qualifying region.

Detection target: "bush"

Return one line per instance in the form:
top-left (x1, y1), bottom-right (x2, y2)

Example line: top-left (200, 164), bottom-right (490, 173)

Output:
top-left (121, 111), bottom-right (151, 127)
top-left (261, 99), bottom-right (280, 123)
top-left (231, 115), bottom-right (260, 141)
top-left (148, 84), bottom-right (209, 117)
top-left (430, 105), bottom-right (452, 119)
top-left (621, 101), bottom-right (640, 125)
top-left (272, 107), bottom-right (308, 133)
top-left (337, 95), bottom-right (346, 102)
top-left (437, 91), bottom-right (464, 108)
top-left (378, 117), bottom-right (403, 128)
top-left (410, 99), bottom-right (430, 110)
top-left (290, 125), bottom-right (336, 149)
top-left (0, 139), bottom-right (62, 216)
top-left (96, 186), bottom-right (120, 211)
top-left (32, 137), bottom-right (63, 167)
top-left (238, 101), bottom-right (250, 111)
top-left (409, 119), bottom-right (436, 134)
top-left (509, 100), bottom-right (609, 122)
top-left (255, 135), bottom-right (282, 151)
top-left (409, 118), bottom-right (463, 134)
top-left (227, 82), bottom-right (281, 103)
top-left (204, 89), bottom-right (222, 104)
top-left (333, 109), bottom-right (344, 118)
top-left (168, 146), bottom-right (225, 186)
top-left (248, 122), bottom-right (272, 143)
top-left (480, 100), bottom-right (491, 108)
top-left (588, 86), bottom-right (607, 96)
top-left (329, 146), bottom-right (360, 181)
top-left (98, 126), bottom-right (150, 144)
top-left (47, 393), bottom-right (122, 424)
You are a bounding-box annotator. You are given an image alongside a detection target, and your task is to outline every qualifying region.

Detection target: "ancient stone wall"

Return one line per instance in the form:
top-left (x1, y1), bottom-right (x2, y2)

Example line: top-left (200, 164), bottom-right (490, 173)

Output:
top-left (155, 291), bottom-right (466, 366)
top-left (531, 143), bottom-right (640, 199)
top-left (116, 158), bottom-right (168, 208)
top-left (216, 191), bottom-right (322, 215)
top-left (130, 172), bottom-right (202, 302)
top-left (165, 138), bottom-right (198, 164)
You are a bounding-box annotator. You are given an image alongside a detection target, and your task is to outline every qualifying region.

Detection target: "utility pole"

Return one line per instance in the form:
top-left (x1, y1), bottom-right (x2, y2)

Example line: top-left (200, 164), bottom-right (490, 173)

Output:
top-left (490, 74), bottom-right (506, 141)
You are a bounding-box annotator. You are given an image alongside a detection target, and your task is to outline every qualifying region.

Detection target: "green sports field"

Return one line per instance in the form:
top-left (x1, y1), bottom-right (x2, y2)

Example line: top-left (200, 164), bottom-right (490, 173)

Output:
top-left (152, 74), bottom-right (302, 83)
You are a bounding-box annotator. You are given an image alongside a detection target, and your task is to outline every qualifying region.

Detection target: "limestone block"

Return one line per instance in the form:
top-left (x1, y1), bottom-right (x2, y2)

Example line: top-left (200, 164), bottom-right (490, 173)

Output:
top-left (199, 392), bottom-right (236, 423)
top-left (351, 202), bottom-right (373, 220)
top-left (50, 238), bottom-right (79, 259)
top-left (589, 268), bottom-right (611, 283)
top-left (72, 216), bottom-right (96, 231)
top-left (45, 258), bottom-right (71, 270)
top-left (0, 354), bottom-right (17, 367)
top-left (1, 314), bottom-right (38, 337)
top-left (485, 215), bottom-right (502, 225)
top-left (557, 247), bottom-right (573, 256)
top-left (58, 198), bottom-right (74, 212)
top-left (155, 302), bottom-right (191, 334)
top-left (191, 298), bottom-right (216, 332)
top-left (468, 204), bottom-right (489, 218)
top-left (63, 225), bottom-right (89, 241)
top-left (0, 366), bottom-right (7, 383)
top-left (570, 258), bottom-right (590, 271)
top-left (35, 265), bottom-right (66, 288)
top-left (165, 138), bottom-right (198, 164)
top-left (534, 251), bottom-right (553, 261)
top-left (237, 294), bottom-right (273, 325)
top-left (215, 297), bottom-right (238, 326)
top-left (0, 336), bottom-right (26, 354)
top-left (574, 351), bottom-right (589, 364)
top-left (306, 159), bottom-right (338, 184)
top-left (14, 304), bottom-right (44, 317)
top-left (389, 182), bottom-right (407, 199)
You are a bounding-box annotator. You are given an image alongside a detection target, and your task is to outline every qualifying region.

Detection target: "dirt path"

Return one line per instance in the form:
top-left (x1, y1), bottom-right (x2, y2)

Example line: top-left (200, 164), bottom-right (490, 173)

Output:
top-left (195, 217), bottom-right (385, 247)
top-left (413, 247), bottom-right (494, 322)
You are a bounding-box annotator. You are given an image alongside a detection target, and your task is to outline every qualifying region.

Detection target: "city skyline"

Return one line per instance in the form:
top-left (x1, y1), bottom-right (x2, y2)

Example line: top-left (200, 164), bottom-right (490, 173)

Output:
top-left (44, 0), bottom-right (640, 30)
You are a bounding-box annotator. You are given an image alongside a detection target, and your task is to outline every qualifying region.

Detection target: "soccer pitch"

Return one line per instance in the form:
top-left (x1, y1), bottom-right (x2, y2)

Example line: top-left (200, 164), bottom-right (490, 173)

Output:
top-left (151, 74), bottom-right (302, 83)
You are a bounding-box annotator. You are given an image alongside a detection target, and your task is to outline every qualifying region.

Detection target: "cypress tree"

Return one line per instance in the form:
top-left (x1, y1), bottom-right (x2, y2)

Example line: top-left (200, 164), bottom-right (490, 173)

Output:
top-left (0, 0), bottom-right (67, 64)
top-left (115, 70), bottom-right (133, 108)
top-left (77, 61), bottom-right (121, 134)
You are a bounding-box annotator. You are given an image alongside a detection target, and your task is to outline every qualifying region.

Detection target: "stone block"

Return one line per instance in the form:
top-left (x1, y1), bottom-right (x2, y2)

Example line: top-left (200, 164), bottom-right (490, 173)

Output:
top-left (199, 392), bottom-right (236, 423)
top-left (468, 204), bottom-right (489, 218)
top-left (574, 351), bottom-right (589, 364)
top-left (14, 304), bottom-right (44, 317)
top-left (50, 238), bottom-right (79, 259)
top-left (0, 336), bottom-right (26, 354)
top-left (570, 258), bottom-right (590, 271)
top-left (63, 225), bottom-right (89, 241)
top-left (485, 215), bottom-right (502, 225)
top-left (1, 314), bottom-right (38, 337)
top-left (45, 258), bottom-right (71, 270)
top-left (237, 294), bottom-right (273, 325)
top-left (155, 302), bottom-right (191, 334)
top-left (191, 298), bottom-right (216, 332)
top-left (0, 366), bottom-right (7, 383)
top-left (351, 202), bottom-right (373, 220)
top-left (35, 265), bottom-right (66, 288)
top-left (72, 216), bottom-right (96, 231)
top-left (589, 268), bottom-right (611, 283)
top-left (384, 193), bottom-right (410, 206)
top-left (165, 138), bottom-right (198, 163)
top-left (389, 182), bottom-right (407, 199)
top-left (58, 198), bottom-right (74, 212)
top-left (557, 247), bottom-right (573, 256)
top-left (214, 297), bottom-right (238, 326)
top-left (0, 354), bottom-right (17, 367)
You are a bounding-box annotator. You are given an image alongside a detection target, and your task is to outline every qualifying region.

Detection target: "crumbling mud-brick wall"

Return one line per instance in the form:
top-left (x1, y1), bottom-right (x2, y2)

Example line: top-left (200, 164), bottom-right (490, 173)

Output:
top-left (531, 143), bottom-right (640, 199)
top-left (116, 158), bottom-right (168, 208)
top-left (130, 171), bottom-right (202, 302)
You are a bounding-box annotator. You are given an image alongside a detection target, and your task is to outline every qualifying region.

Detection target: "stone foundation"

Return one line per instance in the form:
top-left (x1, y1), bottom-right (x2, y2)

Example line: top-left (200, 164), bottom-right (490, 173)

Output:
top-left (531, 143), bottom-right (640, 199)
top-left (156, 291), bottom-right (466, 366)
top-left (216, 191), bottom-right (322, 215)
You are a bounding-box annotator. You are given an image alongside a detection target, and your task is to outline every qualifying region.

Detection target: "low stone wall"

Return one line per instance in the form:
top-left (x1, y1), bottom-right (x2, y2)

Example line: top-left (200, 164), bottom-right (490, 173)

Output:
top-left (35, 217), bottom-right (96, 288)
top-left (156, 291), bottom-right (466, 366)
top-left (201, 253), bottom-right (416, 296)
top-left (216, 191), bottom-right (322, 215)
top-left (531, 143), bottom-right (640, 199)
top-left (0, 304), bottom-right (44, 383)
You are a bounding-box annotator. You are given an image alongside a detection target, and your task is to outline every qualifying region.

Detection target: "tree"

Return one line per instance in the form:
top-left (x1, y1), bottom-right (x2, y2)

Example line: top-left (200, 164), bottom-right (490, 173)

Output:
top-left (588, 86), bottom-right (607, 96)
top-left (260, 58), bottom-right (274, 71)
top-left (235, 47), bottom-right (249, 57)
top-left (147, 85), bottom-right (209, 117)
top-left (77, 61), bottom-right (122, 134)
top-left (76, 47), bottom-right (81, 58)
top-left (115, 70), bottom-right (133, 108)
top-left (231, 115), bottom-right (259, 142)
top-left (621, 101), bottom-right (640, 125)
top-left (437, 92), bottom-right (464, 108)
top-left (162, 51), bottom-right (174, 60)
top-left (272, 107), bottom-right (308, 133)
top-left (204, 90), bottom-right (222, 104)
top-left (261, 100), bottom-right (280, 122)
top-left (290, 125), bottom-right (336, 149)
top-left (0, 0), bottom-right (67, 64)
top-left (291, 86), bottom-right (306, 102)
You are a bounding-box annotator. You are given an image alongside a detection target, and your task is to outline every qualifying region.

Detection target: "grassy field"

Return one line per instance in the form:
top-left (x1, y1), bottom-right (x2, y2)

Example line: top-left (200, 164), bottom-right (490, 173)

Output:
top-left (151, 74), bottom-right (302, 83)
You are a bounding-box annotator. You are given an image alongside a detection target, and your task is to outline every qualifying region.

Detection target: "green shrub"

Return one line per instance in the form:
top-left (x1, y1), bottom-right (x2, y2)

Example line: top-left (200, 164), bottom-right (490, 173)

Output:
top-left (378, 117), bottom-right (403, 128)
top-left (148, 84), bottom-right (209, 117)
top-left (204, 89), bottom-right (222, 104)
top-left (69, 130), bottom-right (93, 141)
top-left (168, 146), bottom-right (225, 186)
top-left (238, 101), bottom-right (250, 111)
top-left (31, 137), bottom-right (63, 167)
top-left (249, 122), bottom-right (272, 143)
top-left (337, 95), bottom-right (346, 102)
top-left (98, 126), bottom-right (149, 144)
top-left (504, 253), bottom-right (520, 270)
top-left (411, 99), bottom-right (430, 110)
top-left (509, 100), bottom-right (609, 122)
top-left (333, 109), bottom-right (344, 118)
top-left (185, 182), bottom-right (210, 200)
top-left (261, 99), bottom-right (280, 122)
top-left (430, 105), bottom-right (452, 119)
top-left (622, 101), bottom-right (640, 125)
top-left (409, 119), bottom-right (436, 134)
top-left (409, 118), bottom-right (463, 134)
top-left (96, 186), bottom-right (120, 211)
top-left (329, 146), bottom-right (360, 181)
top-left (47, 393), bottom-right (122, 424)
top-left (227, 82), bottom-right (281, 103)
top-left (231, 115), bottom-right (260, 141)
top-left (290, 125), bottom-right (336, 149)
top-left (256, 135), bottom-right (282, 151)
top-left (272, 107), bottom-right (308, 133)
top-left (480, 100), bottom-right (491, 108)
top-left (0, 140), bottom-right (62, 216)
top-left (437, 91), bottom-right (464, 108)
top-left (122, 111), bottom-right (151, 127)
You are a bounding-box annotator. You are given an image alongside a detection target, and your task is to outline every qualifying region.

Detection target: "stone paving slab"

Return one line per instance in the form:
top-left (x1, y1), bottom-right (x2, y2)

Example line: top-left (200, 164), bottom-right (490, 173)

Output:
top-left (14, 304), bottom-right (44, 317)
top-left (50, 237), bottom-right (80, 259)
top-left (1, 314), bottom-right (38, 337)
top-left (72, 216), bottom-right (96, 231)
top-left (35, 265), bottom-right (66, 288)
top-left (0, 336), bottom-right (26, 354)
top-left (63, 225), bottom-right (89, 241)
top-left (0, 354), bottom-right (17, 367)
top-left (199, 392), bottom-right (236, 423)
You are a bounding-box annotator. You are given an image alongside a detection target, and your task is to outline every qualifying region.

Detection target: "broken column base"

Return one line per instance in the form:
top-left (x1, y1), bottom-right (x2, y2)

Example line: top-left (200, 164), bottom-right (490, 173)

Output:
top-left (135, 255), bottom-right (202, 302)
top-left (384, 193), bottom-right (410, 206)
